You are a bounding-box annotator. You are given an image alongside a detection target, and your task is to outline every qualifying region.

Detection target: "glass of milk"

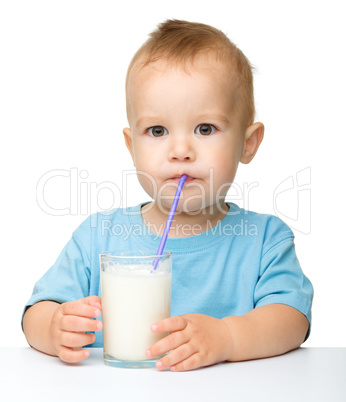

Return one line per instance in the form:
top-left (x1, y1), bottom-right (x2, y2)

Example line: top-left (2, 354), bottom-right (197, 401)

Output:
top-left (100, 250), bottom-right (172, 368)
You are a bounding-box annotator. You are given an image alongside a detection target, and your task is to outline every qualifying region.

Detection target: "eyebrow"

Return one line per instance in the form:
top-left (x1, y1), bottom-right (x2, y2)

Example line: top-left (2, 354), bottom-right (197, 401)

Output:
top-left (196, 114), bottom-right (230, 125)
top-left (135, 117), bottom-right (164, 129)
top-left (135, 114), bottom-right (230, 128)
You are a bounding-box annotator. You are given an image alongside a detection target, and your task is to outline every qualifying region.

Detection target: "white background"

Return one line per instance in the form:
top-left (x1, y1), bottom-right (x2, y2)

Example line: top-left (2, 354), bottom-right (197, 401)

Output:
top-left (1, 0), bottom-right (345, 347)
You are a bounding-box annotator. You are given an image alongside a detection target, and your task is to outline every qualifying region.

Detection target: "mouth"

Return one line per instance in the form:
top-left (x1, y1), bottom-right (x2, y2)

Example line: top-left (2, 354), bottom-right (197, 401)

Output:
top-left (169, 175), bottom-right (196, 183)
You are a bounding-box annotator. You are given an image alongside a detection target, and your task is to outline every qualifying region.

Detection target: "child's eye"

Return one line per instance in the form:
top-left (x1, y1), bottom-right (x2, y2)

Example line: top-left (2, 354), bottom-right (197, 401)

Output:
top-left (147, 126), bottom-right (168, 137)
top-left (195, 124), bottom-right (216, 136)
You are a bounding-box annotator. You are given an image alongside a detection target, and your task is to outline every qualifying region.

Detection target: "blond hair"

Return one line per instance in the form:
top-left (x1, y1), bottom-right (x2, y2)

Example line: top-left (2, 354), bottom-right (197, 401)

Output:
top-left (126, 19), bottom-right (255, 126)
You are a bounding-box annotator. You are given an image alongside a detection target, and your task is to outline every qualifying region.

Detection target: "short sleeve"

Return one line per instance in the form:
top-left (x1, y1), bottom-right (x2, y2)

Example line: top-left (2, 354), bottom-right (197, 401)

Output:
top-left (254, 234), bottom-right (313, 339)
top-left (21, 234), bottom-right (91, 324)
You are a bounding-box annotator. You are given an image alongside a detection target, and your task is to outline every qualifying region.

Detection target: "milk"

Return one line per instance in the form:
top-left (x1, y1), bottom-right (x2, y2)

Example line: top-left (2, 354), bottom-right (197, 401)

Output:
top-left (101, 263), bottom-right (171, 361)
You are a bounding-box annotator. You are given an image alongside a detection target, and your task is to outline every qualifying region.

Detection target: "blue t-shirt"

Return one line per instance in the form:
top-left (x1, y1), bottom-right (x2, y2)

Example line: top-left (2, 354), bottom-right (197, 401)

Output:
top-left (23, 203), bottom-right (313, 347)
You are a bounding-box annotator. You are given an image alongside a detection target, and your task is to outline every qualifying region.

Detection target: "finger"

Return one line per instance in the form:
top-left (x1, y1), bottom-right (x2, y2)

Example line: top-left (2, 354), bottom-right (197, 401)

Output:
top-left (61, 301), bottom-right (101, 319)
top-left (170, 352), bottom-right (201, 372)
top-left (83, 295), bottom-right (102, 310)
top-left (152, 316), bottom-right (187, 333)
top-left (60, 315), bottom-right (103, 332)
top-left (58, 345), bottom-right (90, 363)
top-left (147, 330), bottom-right (188, 358)
top-left (60, 331), bottom-right (96, 348)
top-left (156, 343), bottom-right (196, 370)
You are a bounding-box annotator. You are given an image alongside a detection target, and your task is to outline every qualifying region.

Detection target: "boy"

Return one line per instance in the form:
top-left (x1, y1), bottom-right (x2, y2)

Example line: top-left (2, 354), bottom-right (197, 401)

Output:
top-left (23, 19), bottom-right (313, 372)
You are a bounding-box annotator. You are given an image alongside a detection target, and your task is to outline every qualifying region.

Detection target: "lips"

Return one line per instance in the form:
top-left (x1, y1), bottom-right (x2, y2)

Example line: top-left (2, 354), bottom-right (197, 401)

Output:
top-left (169, 175), bottom-right (195, 183)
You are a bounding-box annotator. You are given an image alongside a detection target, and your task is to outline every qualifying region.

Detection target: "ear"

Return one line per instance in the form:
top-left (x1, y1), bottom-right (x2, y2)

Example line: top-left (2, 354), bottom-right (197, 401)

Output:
top-left (240, 122), bottom-right (264, 164)
top-left (123, 127), bottom-right (135, 166)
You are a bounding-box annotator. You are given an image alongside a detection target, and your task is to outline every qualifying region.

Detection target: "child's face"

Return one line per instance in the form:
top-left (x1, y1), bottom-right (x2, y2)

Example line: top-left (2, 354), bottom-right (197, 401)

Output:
top-left (124, 56), bottom-right (262, 214)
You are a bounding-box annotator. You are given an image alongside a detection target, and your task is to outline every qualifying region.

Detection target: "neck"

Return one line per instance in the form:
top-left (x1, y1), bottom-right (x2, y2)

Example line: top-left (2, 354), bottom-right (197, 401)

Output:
top-left (141, 201), bottom-right (230, 238)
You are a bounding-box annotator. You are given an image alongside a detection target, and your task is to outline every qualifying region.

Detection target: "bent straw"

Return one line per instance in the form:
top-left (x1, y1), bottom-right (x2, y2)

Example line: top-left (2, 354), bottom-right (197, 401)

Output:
top-left (152, 174), bottom-right (188, 271)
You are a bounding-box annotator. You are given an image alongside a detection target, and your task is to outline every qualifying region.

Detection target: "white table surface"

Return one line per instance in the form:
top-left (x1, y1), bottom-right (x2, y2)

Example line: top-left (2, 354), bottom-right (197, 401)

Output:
top-left (0, 347), bottom-right (345, 402)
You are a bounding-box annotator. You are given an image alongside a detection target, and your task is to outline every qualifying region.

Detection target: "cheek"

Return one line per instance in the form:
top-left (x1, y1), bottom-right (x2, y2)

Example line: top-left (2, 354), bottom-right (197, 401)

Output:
top-left (133, 144), bottom-right (155, 171)
top-left (133, 152), bottom-right (160, 198)
top-left (208, 149), bottom-right (239, 177)
top-left (207, 151), bottom-right (240, 196)
top-left (137, 174), bottom-right (156, 198)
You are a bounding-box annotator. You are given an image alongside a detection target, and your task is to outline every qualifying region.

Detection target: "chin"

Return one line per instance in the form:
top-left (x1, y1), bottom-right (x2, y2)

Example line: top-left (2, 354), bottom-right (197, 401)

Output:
top-left (163, 197), bottom-right (213, 215)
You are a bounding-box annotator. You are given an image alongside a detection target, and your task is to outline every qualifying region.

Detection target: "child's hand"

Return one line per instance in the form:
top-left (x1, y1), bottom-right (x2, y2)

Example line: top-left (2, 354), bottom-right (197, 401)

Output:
top-left (145, 313), bottom-right (232, 372)
top-left (49, 296), bottom-right (102, 363)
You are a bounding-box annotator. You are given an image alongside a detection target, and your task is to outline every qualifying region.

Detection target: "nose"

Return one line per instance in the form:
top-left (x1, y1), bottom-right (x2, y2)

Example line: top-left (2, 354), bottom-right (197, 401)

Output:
top-left (168, 135), bottom-right (196, 162)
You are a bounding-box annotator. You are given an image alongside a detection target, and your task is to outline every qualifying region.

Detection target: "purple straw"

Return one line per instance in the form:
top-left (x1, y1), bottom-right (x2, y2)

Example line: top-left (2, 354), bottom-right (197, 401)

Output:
top-left (152, 174), bottom-right (188, 271)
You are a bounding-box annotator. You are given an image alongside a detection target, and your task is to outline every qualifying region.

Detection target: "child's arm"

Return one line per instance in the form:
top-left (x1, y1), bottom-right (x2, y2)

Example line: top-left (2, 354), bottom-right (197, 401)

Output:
top-left (146, 304), bottom-right (309, 372)
top-left (23, 296), bottom-right (102, 363)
